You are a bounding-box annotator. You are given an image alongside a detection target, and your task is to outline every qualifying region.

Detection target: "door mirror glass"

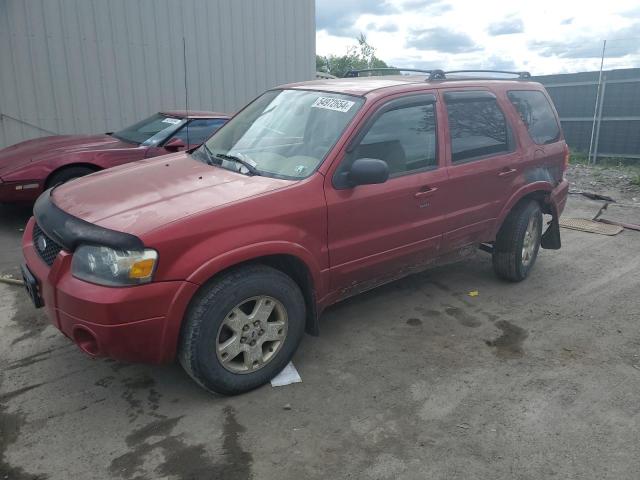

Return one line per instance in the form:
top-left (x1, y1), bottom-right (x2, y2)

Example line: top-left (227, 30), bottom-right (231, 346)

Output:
top-left (164, 137), bottom-right (186, 151)
top-left (348, 158), bottom-right (389, 186)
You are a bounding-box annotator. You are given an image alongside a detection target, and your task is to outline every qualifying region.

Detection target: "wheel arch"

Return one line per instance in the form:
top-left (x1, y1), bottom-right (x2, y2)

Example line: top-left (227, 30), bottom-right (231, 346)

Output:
top-left (492, 182), bottom-right (555, 238)
top-left (185, 249), bottom-right (323, 337)
top-left (44, 162), bottom-right (102, 188)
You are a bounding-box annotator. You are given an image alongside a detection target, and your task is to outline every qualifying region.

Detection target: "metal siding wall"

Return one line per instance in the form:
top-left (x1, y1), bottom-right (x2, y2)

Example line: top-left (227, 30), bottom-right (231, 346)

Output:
top-left (534, 68), bottom-right (640, 160)
top-left (0, 0), bottom-right (315, 148)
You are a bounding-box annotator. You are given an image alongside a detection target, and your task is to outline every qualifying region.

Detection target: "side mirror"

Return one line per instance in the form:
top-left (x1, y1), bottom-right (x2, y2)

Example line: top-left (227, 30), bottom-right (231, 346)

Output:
top-left (164, 137), bottom-right (186, 151)
top-left (348, 158), bottom-right (389, 186)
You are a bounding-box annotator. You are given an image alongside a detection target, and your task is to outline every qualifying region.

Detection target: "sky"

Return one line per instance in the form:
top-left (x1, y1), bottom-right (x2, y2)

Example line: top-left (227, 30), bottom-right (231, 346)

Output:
top-left (315, 0), bottom-right (640, 75)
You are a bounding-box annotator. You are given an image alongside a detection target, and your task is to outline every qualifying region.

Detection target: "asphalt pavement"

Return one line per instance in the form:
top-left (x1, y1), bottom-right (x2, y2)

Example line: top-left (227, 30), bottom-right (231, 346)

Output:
top-left (1, 191), bottom-right (639, 480)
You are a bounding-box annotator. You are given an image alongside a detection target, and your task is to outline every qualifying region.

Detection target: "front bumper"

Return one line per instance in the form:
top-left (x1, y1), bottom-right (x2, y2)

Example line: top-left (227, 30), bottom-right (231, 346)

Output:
top-left (0, 178), bottom-right (43, 203)
top-left (21, 217), bottom-right (198, 364)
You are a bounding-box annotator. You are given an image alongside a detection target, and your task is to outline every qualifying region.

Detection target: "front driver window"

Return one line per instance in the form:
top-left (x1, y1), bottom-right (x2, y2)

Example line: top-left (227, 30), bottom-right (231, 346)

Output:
top-left (345, 102), bottom-right (437, 177)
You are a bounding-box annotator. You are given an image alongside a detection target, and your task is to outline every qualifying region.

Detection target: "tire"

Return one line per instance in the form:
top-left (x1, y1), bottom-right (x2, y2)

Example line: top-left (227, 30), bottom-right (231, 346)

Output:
top-left (46, 166), bottom-right (96, 188)
top-left (179, 264), bottom-right (306, 395)
top-left (492, 200), bottom-right (543, 282)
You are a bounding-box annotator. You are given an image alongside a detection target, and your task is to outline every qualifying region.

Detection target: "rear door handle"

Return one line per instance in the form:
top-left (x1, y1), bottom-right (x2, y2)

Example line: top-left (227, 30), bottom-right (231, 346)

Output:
top-left (414, 186), bottom-right (438, 198)
top-left (498, 168), bottom-right (517, 177)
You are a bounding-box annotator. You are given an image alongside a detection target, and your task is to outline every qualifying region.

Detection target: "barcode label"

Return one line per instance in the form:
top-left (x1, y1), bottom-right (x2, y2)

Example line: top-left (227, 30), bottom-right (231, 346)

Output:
top-left (311, 97), bottom-right (355, 113)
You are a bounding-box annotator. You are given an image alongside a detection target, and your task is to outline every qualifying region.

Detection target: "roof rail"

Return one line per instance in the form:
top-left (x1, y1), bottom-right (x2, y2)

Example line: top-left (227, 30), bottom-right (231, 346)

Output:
top-left (428, 69), bottom-right (531, 81)
top-left (344, 68), bottom-right (432, 78)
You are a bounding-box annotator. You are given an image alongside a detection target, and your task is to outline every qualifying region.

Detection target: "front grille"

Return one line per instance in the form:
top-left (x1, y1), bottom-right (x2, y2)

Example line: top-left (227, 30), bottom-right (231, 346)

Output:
top-left (33, 223), bottom-right (63, 266)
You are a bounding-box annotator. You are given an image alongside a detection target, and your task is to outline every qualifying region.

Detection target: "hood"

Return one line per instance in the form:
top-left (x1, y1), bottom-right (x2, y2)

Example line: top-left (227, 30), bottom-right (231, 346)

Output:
top-left (50, 153), bottom-right (293, 236)
top-left (0, 134), bottom-right (137, 177)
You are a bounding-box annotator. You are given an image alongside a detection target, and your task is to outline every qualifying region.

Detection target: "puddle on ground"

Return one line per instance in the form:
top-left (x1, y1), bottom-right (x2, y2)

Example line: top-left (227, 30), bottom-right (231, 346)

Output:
top-left (110, 406), bottom-right (252, 480)
top-left (444, 306), bottom-right (481, 328)
top-left (0, 380), bottom-right (47, 479)
top-left (485, 320), bottom-right (528, 359)
top-left (9, 285), bottom-right (49, 345)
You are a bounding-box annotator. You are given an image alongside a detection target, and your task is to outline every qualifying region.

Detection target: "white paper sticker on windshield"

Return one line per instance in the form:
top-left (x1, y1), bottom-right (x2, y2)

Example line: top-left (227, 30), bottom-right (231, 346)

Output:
top-left (162, 117), bottom-right (182, 125)
top-left (311, 97), bottom-right (355, 113)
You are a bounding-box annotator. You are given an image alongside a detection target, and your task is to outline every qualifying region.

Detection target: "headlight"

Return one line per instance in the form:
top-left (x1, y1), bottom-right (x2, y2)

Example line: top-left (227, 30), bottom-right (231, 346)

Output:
top-left (71, 245), bottom-right (158, 286)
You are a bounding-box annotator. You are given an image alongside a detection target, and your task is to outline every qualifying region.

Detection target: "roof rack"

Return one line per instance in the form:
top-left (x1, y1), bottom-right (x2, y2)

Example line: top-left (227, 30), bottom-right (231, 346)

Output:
top-left (427, 69), bottom-right (531, 81)
top-left (344, 68), bottom-right (432, 78)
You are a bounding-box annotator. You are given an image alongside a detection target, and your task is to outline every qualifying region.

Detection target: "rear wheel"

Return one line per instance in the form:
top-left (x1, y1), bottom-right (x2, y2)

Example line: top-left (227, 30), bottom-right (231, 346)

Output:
top-left (179, 264), bottom-right (306, 395)
top-left (492, 200), bottom-right (543, 282)
top-left (46, 166), bottom-right (96, 188)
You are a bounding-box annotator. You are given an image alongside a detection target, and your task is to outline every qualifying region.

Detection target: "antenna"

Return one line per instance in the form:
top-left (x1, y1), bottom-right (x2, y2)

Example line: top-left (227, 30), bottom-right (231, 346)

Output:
top-left (182, 36), bottom-right (190, 147)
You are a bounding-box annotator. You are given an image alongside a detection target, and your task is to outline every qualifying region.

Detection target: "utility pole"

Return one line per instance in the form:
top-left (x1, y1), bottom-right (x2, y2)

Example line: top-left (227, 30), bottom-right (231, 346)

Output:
top-left (588, 40), bottom-right (606, 164)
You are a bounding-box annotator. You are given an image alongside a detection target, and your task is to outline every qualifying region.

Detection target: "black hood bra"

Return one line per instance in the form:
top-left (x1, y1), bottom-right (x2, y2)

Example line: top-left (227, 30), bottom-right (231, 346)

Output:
top-left (33, 188), bottom-right (144, 252)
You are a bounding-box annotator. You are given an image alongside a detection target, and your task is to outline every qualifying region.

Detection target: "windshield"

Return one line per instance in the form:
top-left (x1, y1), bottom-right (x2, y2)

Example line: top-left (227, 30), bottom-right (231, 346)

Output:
top-left (195, 89), bottom-right (364, 179)
top-left (112, 113), bottom-right (186, 146)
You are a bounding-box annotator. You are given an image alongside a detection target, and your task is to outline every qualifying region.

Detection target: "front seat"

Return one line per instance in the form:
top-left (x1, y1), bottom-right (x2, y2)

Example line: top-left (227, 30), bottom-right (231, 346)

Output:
top-left (352, 140), bottom-right (406, 175)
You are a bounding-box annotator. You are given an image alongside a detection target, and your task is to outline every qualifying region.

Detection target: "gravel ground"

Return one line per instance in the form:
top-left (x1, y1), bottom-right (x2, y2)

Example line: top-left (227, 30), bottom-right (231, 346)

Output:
top-left (566, 163), bottom-right (640, 202)
top-left (1, 166), bottom-right (640, 480)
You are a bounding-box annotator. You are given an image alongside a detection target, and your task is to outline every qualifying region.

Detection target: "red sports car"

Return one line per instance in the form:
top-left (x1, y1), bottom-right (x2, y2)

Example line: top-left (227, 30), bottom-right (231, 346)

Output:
top-left (0, 111), bottom-right (229, 203)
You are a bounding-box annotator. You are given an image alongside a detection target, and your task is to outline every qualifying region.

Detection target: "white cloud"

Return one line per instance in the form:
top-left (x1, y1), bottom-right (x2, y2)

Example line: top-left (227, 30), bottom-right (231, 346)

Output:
top-left (316, 0), bottom-right (640, 74)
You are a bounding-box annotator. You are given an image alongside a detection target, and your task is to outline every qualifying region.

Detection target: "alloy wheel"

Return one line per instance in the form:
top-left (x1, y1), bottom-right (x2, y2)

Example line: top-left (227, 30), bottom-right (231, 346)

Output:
top-left (215, 295), bottom-right (288, 374)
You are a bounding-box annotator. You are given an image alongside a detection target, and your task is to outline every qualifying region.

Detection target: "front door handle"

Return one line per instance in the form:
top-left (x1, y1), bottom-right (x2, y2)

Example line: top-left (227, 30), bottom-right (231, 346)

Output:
top-left (415, 186), bottom-right (438, 198)
top-left (498, 168), bottom-right (517, 177)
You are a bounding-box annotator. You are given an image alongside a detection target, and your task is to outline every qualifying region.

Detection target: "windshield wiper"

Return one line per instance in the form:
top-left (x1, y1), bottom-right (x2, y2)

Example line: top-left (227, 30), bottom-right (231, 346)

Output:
top-left (215, 153), bottom-right (260, 176)
top-left (199, 145), bottom-right (260, 176)
top-left (199, 144), bottom-right (216, 164)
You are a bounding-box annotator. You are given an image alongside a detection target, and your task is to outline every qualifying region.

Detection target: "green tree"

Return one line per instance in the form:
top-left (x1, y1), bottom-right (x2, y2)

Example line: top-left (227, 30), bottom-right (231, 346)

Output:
top-left (316, 34), bottom-right (396, 78)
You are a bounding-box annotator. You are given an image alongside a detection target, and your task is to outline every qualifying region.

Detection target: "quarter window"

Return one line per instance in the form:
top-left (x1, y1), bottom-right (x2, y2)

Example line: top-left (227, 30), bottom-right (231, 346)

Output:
top-left (350, 103), bottom-right (437, 176)
top-left (508, 90), bottom-right (560, 145)
top-left (446, 97), bottom-right (511, 163)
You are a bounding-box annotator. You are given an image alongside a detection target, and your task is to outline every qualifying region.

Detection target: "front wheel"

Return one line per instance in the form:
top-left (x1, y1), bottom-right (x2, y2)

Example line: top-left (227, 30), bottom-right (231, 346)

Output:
top-left (179, 265), bottom-right (306, 395)
top-left (492, 200), bottom-right (543, 282)
top-left (46, 166), bottom-right (97, 189)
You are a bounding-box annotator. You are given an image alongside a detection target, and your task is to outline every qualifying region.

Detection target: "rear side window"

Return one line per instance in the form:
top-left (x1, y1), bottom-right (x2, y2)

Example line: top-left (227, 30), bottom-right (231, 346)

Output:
top-left (446, 97), bottom-right (511, 163)
top-left (507, 90), bottom-right (560, 145)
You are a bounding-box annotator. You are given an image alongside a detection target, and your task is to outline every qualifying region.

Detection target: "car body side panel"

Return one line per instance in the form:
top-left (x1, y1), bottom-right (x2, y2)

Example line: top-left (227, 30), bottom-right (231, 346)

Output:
top-left (321, 90), bottom-right (449, 295)
top-left (439, 87), bottom-right (529, 248)
top-left (142, 173), bottom-right (330, 298)
top-left (491, 179), bottom-right (569, 238)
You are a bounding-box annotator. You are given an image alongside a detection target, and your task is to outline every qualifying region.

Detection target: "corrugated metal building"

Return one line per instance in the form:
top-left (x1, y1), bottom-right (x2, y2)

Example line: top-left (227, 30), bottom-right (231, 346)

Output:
top-left (0, 0), bottom-right (316, 149)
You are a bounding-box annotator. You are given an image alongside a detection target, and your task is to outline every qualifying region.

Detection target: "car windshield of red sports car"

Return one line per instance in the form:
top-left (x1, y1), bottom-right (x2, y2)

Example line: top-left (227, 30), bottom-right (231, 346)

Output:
top-left (195, 89), bottom-right (364, 179)
top-left (111, 113), bottom-right (186, 146)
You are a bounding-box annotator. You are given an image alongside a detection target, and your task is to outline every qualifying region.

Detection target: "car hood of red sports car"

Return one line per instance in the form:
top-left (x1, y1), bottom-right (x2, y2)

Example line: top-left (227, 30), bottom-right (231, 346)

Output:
top-left (0, 134), bottom-right (139, 178)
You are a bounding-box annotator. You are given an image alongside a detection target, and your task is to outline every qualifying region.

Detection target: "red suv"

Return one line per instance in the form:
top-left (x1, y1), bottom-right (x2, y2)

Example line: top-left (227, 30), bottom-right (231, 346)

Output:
top-left (21, 70), bottom-right (569, 395)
